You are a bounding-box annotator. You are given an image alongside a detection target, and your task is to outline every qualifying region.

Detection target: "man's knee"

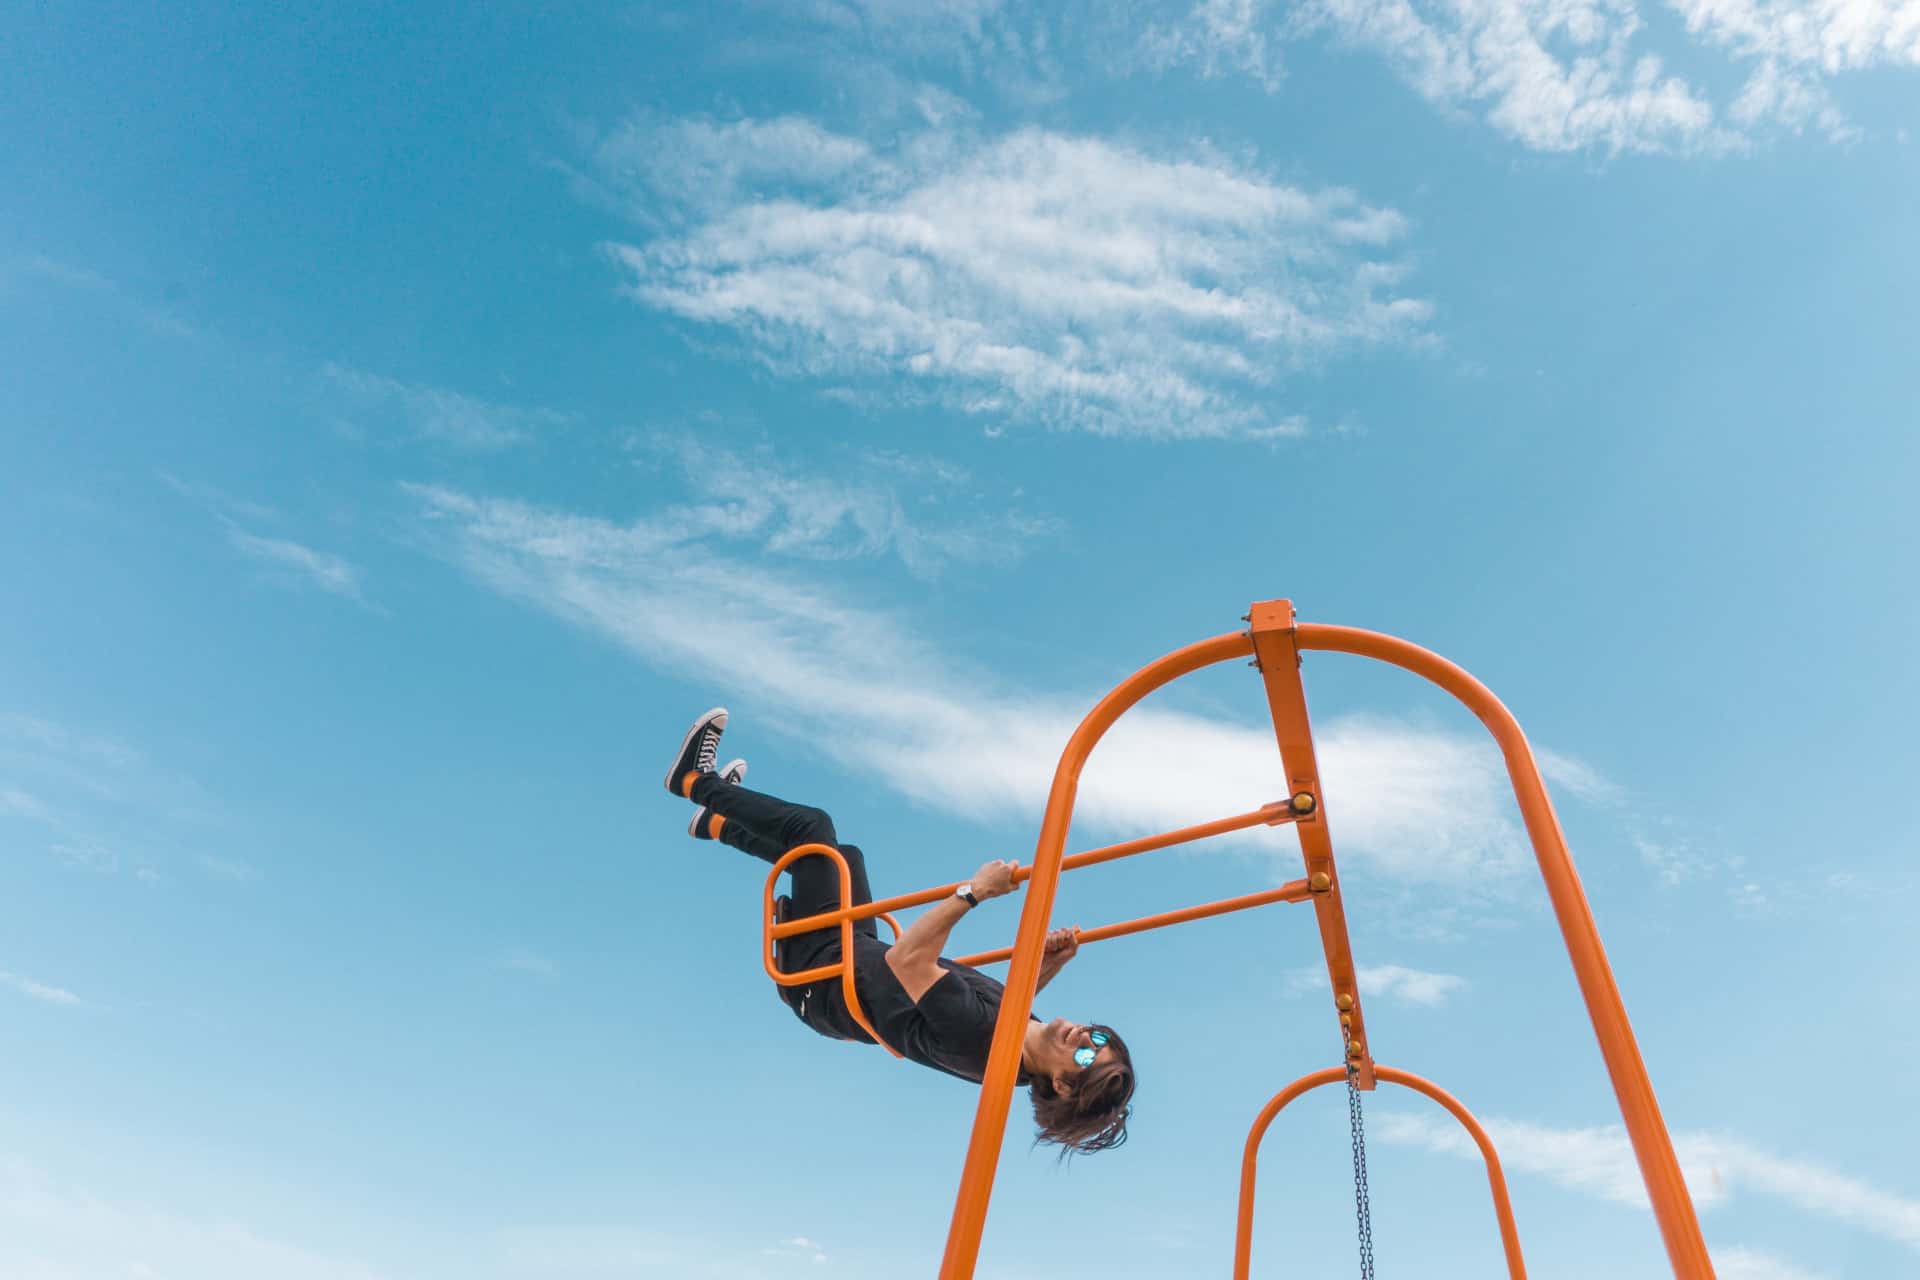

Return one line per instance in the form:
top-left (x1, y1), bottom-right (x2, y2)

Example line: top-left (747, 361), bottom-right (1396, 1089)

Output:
top-left (782, 805), bottom-right (837, 846)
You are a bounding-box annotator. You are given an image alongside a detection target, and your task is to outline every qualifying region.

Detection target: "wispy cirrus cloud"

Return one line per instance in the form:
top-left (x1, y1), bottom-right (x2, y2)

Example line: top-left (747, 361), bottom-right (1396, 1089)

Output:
top-left (1715, 1247), bottom-right (1832, 1280)
top-left (2, 1156), bottom-right (853, 1280)
top-left (632, 435), bottom-right (1056, 578)
top-left (1147, 0), bottom-right (1918, 150)
top-left (1153, 0), bottom-right (1726, 152)
top-left (163, 472), bottom-right (374, 607)
top-left (1673, 0), bottom-right (1919, 134)
top-left (408, 483), bottom-right (1605, 892)
top-left (0, 786), bottom-right (50, 820)
top-left (0, 970), bottom-right (82, 1007)
top-left (594, 115), bottom-right (874, 221)
top-left (1288, 961), bottom-right (1469, 1005)
top-left (763, 1234), bottom-right (829, 1264)
top-left (0, 1160), bottom-right (390, 1280)
top-left (195, 852), bottom-right (263, 882)
top-left (0, 712), bottom-right (236, 885)
top-left (1139, 0), bottom-right (1290, 90)
top-left (323, 364), bottom-right (569, 451)
top-left (603, 117), bottom-right (1431, 440)
top-left (732, 0), bottom-right (1071, 107)
top-left (0, 254), bottom-right (202, 339)
top-left (1378, 1111), bottom-right (1920, 1249)
top-left (492, 1224), bottom-right (841, 1278)
top-left (494, 946), bottom-right (558, 977)
top-left (226, 529), bottom-right (366, 602)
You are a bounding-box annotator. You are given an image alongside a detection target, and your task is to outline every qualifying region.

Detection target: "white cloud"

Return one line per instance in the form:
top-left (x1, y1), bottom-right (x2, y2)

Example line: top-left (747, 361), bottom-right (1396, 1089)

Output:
top-left (1141, 0), bottom-right (1289, 89)
top-left (1299, 0), bottom-right (1723, 152)
top-left (0, 786), bottom-right (50, 820)
top-left (608, 119), bottom-right (1430, 439)
top-left (1288, 962), bottom-right (1470, 1004)
top-left (163, 471), bottom-right (372, 606)
top-left (0, 713), bottom-right (227, 885)
top-left (775, 0), bottom-right (1068, 106)
top-left (811, 0), bottom-right (1006, 35)
top-left (1728, 878), bottom-right (1770, 915)
top-left (596, 115), bottom-right (873, 217)
top-left (1377, 1112), bottom-right (1920, 1248)
top-left (1715, 1246), bottom-right (1832, 1280)
top-left (0, 971), bottom-right (82, 1006)
top-left (0, 1161), bottom-right (840, 1280)
top-left (492, 1225), bottom-right (837, 1277)
top-left (0, 714), bottom-right (139, 772)
top-left (0, 1160), bottom-right (389, 1280)
top-left (1671, 0), bottom-right (1920, 75)
top-left (323, 364), bottom-right (568, 451)
top-left (196, 852), bottom-right (263, 882)
top-left (1, 255), bottom-right (202, 339)
top-left (227, 529), bottom-right (366, 602)
top-left (1153, 0), bottom-right (1919, 148)
top-left (410, 485), bottom-right (1603, 888)
top-left (49, 841), bottom-right (118, 874)
top-left (632, 436), bottom-right (1055, 578)
top-left (765, 1235), bottom-right (830, 1264)
top-left (495, 946), bottom-right (558, 977)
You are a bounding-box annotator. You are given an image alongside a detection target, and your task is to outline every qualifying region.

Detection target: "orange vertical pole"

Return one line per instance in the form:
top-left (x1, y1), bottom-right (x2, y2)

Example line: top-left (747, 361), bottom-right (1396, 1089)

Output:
top-left (936, 631), bottom-right (1256, 1280)
top-left (1233, 1065), bottom-right (1527, 1279)
top-left (1294, 619), bottom-right (1714, 1279)
top-left (1249, 600), bottom-right (1375, 1088)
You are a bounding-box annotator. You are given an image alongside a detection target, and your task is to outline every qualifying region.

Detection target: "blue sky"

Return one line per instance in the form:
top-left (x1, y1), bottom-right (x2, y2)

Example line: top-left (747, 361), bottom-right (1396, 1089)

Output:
top-left (3, 1), bottom-right (1917, 1277)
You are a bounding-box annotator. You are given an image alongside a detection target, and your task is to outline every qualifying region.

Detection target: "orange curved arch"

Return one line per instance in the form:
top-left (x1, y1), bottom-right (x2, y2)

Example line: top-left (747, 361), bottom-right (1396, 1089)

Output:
top-left (1297, 624), bottom-right (1709, 1276)
top-left (934, 607), bottom-right (1711, 1279)
top-left (1233, 1065), bottom-right (1526, 1278)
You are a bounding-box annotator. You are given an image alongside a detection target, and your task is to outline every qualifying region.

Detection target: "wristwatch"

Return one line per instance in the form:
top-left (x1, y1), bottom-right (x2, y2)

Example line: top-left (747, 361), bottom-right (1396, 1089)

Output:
top-left (954, 884), bottom-right (979, 908)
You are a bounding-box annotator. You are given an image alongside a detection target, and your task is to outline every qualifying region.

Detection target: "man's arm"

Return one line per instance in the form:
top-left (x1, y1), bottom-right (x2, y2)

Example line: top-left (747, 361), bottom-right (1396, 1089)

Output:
top-left (886, 859), bottom-right (1019, 1002)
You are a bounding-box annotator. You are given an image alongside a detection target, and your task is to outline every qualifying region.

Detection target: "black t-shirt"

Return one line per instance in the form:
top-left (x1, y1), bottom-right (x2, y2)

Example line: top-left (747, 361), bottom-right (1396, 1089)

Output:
top-left (835, 935), bottom-right (1035, 1085)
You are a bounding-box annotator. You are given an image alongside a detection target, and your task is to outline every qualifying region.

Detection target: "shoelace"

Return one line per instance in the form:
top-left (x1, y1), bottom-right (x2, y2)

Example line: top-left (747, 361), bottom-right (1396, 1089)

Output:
top-left (696, 728), bottom-right (721, 773)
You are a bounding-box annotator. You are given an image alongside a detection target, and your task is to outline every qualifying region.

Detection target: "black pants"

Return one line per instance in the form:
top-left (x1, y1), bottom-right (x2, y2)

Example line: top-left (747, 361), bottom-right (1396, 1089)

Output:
top-left (689, 776), bottom-right (879, 1036)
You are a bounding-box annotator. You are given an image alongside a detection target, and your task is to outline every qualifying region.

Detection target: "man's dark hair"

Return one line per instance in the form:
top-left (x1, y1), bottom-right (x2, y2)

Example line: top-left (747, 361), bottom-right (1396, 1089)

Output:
top-left (1028, 1025), bottom-right (1134, 1157)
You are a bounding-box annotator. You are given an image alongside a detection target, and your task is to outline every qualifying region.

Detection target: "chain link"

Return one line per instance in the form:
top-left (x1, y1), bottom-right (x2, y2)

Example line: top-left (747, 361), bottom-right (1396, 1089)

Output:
top-left (1346, 1049), bottom-right (1377, 1279)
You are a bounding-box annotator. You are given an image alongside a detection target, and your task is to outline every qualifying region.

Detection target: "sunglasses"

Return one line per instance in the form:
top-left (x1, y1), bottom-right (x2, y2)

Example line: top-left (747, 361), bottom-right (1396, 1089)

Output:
top-left (1072, 1029), bottom-right (1112, 1069)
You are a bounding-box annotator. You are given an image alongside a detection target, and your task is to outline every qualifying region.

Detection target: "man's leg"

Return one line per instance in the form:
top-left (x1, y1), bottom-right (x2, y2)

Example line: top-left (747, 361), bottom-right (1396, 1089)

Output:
top-left (689, 777), bottom-right (877, 937)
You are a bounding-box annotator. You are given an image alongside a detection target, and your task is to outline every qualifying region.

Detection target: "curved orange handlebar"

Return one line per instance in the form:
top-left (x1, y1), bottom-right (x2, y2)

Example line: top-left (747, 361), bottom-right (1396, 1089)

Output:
top-left (761, 843), bottom-right (901, 1058)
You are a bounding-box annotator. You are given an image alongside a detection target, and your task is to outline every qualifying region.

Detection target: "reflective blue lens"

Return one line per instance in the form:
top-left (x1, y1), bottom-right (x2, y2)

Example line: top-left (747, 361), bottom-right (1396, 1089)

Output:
top-left (1089, 1030), bottom-right (1110, 1047)
top-left (1073, 1046), bottom-right (1097, 1068)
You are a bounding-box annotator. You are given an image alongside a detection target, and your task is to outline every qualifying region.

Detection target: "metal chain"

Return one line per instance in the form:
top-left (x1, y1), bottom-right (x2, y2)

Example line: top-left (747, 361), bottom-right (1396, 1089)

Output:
top-left (1346, 1050), bottom-right (1377, 1279)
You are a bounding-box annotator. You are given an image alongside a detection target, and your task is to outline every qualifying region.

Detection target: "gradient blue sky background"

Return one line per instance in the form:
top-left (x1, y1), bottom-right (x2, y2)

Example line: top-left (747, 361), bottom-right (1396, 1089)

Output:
top-left (4, 3), bottom-right (1918, 1278)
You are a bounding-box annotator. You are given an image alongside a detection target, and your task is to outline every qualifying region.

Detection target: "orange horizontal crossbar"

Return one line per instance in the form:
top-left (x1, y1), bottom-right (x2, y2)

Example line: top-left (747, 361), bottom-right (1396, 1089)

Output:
top-left (954, 878), bottom-right (1313, 967)
top-left (767, 802), bottom-right (1296, 940)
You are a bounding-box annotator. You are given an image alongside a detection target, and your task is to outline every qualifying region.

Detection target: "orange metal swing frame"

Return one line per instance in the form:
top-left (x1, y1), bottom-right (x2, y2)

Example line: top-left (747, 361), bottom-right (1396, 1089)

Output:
top-left (757, 600), bottom-right (1715, 1278)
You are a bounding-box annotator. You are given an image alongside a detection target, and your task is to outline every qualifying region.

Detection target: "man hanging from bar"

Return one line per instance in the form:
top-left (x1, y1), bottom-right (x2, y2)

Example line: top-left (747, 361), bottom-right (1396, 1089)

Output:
top-left (665, 708), bottom-right (1135, 1156)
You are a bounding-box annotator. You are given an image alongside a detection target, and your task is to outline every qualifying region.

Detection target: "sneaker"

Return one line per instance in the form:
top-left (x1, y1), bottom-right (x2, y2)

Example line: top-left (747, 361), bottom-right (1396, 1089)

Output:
top-left (689, 759), bottom-right (747, 839)
top-left (664, 707), bottom-right (728, 798)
